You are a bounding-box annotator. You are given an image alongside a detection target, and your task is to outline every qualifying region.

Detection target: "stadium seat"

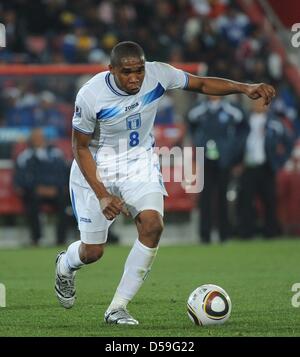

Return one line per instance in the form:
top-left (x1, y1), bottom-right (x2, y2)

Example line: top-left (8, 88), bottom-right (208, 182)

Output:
top-left (277, 170), bottom-right (290, 230)
top-left (153, 123), bottom-right (186, 148)
top-left (0, 169), bottom-right (24, 215)
top-left (277, 170), bottom-right (300, 235)
top-left (163, 165), bottom-right (197, 212)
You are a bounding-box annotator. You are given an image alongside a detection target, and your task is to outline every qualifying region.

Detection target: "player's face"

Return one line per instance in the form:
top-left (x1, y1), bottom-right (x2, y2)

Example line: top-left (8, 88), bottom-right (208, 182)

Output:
top-left (110, 57), bottom-right (145, 95)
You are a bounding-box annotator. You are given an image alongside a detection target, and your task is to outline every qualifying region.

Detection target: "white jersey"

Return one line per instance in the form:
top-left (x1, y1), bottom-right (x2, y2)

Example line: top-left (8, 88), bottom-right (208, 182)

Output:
top-left (72, 61), bottom-right (188, 167)
top-left (70, 62), bottom-right (188, 232)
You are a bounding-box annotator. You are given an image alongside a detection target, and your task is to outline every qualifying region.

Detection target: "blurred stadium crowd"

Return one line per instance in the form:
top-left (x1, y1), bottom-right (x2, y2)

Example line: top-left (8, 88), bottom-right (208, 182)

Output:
top-left (1, 1), bottom-right (299, 139)
top-left (0, 0), bottom-right (300, 244)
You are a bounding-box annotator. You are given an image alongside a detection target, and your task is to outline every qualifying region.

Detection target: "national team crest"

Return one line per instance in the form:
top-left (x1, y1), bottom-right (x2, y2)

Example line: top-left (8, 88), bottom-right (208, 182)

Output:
top-left (126, 113), bottom-right (141, 130)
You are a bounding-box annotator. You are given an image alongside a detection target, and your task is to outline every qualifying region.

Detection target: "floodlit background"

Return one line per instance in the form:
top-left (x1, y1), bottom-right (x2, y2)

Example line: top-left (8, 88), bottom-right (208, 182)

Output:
top-left (0, 0), bottom-right (299, 247)
top-left (1, 0), bottom-right (300, 339)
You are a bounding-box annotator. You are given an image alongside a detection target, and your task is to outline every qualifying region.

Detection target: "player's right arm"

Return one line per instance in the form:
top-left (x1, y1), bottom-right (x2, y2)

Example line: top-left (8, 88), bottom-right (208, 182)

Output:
top-left (72, 88), bottom-right (128, 220)
top-left (72, 129), bottom-right (128, 220)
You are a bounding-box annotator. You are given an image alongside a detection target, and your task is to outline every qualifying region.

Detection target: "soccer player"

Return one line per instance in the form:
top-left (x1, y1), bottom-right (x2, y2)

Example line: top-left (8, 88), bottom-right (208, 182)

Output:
top-left (55, 41), bottom-right (275, 325)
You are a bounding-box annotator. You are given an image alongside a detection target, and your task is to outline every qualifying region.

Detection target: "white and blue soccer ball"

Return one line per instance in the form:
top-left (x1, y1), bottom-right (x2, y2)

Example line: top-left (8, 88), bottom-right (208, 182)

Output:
top-left (187, 284), bottom-right (231, 326)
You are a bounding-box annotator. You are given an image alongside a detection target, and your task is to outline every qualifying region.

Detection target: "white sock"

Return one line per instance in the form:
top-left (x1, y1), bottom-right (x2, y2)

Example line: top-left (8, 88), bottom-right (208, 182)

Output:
top-left (59, 240), bottom-right (84, 276)
top-left (107, 239), bottom-right (158, 311)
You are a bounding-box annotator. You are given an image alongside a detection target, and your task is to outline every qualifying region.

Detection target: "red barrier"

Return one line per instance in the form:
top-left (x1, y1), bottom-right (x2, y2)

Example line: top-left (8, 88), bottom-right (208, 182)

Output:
top-left (0, 63), bottom-right (203, 76)
top-left (0, 169), bottom-right (24, 215)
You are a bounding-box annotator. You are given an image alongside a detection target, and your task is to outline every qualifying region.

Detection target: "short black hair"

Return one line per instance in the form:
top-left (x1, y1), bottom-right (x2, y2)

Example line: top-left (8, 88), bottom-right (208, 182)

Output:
top-left (110, 41), bottom-right (145, 67)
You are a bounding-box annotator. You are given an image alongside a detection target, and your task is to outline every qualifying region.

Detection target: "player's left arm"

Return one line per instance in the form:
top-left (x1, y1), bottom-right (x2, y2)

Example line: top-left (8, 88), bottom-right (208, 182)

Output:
top-left (185, 74), bottom-right (276, 105)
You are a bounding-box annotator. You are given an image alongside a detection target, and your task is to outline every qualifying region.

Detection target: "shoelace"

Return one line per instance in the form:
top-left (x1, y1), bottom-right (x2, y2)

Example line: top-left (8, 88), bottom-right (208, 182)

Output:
top-left (109, 308), bottom-right (134, 322)
top-left (58, 275), bottom-right (75, 296)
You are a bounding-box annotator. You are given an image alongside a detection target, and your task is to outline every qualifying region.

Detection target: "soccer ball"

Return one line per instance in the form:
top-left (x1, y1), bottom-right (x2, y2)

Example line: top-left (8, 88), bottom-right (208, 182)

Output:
top-left (187, 284), bottom-right (231, 326)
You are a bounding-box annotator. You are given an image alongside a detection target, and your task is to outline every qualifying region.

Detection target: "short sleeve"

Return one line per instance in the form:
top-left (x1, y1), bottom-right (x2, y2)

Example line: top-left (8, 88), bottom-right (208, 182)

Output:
top-left (72, 91), bottom-right (96, 135)
top-left (151, 62), bottom-right (189, 90)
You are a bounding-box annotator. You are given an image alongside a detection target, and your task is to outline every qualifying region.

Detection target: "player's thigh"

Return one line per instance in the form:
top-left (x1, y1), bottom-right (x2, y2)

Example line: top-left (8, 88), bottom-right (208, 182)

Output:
top-left (131, 191), bottom-right (164, 218)
top-left (120, 179), bottom-right (166, 218)
top-left (69, 181), bottom-right (113, 243)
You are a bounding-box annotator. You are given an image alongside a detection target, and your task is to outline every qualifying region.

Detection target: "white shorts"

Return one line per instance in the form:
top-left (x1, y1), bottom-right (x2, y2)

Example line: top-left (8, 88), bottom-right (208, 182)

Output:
top-left (69, 158), bottom-right (166, 243)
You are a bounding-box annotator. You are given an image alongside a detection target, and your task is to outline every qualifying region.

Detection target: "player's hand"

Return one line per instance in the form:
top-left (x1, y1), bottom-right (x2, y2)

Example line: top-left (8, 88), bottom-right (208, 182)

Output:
top-left (99, 194), bottom-right (130, 220)
top-left (244, 83), bottom-right (276, 106)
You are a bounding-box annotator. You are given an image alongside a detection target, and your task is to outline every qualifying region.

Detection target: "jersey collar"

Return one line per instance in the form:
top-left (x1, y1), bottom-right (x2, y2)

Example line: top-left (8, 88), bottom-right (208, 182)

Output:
top-left (105, 73), bottom-right (131, 97)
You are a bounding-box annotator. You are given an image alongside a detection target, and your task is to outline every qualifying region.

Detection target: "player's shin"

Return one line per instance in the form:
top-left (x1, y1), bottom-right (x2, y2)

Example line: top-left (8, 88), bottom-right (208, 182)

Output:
top-left (107, 239), bottom-right (158, 310)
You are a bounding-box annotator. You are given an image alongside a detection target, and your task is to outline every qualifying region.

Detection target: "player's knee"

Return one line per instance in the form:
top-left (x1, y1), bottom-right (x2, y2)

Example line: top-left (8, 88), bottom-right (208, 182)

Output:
top-left (80, 244), bottom-right (104, 264)
top-left (84, 250), bottom-right (104, 264)
top-left (143, 218), bottom-right (164, 240)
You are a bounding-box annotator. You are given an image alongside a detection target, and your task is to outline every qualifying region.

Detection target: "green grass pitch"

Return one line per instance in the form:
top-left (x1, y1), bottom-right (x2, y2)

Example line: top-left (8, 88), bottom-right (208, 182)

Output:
top-left (0, 239), bottom-right (300, 337)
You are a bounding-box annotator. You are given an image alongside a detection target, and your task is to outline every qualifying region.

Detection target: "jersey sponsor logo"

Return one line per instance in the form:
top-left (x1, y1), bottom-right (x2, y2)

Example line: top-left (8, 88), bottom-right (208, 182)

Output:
top-left (126, 113), bottom-right (141, 130)
top-left (75, 105), bottom-right (82, 118)
top-left (125, 103), bottom-right (139, 112)
top-left (80, 217), bottom-right (92, 223)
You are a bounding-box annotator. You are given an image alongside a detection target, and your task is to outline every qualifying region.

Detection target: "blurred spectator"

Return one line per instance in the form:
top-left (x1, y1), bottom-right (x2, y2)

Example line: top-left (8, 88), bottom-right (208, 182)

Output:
top-left (14, 128), bottom-right (69, 246)
top-left (0, 0), bottom-right (298, 246)
top-left (187, 95), bottom-right (249, 243)
top-left (270, 83), bottom-right (299, 133)
top-left (155, 94), bottom-right (177, 125)
top-left (237, 98), bottom-right (294, 239)
top-left (0, 0), bottom-right (298, 118)
top-left (215, 5), bottom-right (251, 47)
top-left (190, 0), bottom-right (228, 18)
top-left (34, 91), bottom-right (67, 137)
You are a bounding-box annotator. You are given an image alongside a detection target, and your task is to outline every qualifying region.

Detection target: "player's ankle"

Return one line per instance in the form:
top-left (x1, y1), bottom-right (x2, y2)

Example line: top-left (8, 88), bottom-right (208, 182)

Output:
top-left (59, 254), bottom-right (74, 276)
top-left (107, 293), bottom-right (130, 312)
